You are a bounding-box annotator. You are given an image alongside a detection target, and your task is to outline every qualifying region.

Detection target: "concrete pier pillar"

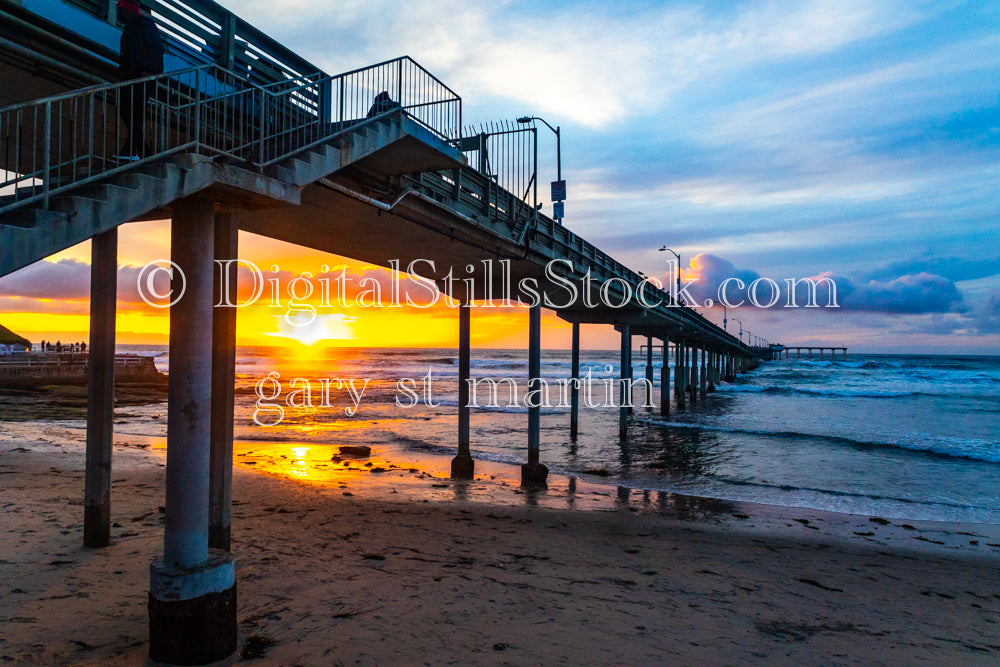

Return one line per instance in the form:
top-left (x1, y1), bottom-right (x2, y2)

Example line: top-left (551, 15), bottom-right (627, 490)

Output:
top-left (522, 304), bottom-right (547, 487)
top-left (149, 197), bottom-right (236, 665)
top-left (569, 322), bottom-right (580, 439)
top-left (675, 339), bottom-right (686, 407)
top-left (707, 349), bottom-right (716, 392)
top-left (689, 347), bottom-right (698, 402)
top-left (619, 325), bottom-right (630, 438)
top-left (84, 228), bottom-right (117, 548)
top-left (659, 338), bottom-right (669, 416)
top-left (645, 336), bottom-right (654, 408)
top-left (451, 301), bottom-right (474, 478)
top-left (209, 214), bottom-right (237, 552)
top-left (700, 347), bottom-right (708, 397)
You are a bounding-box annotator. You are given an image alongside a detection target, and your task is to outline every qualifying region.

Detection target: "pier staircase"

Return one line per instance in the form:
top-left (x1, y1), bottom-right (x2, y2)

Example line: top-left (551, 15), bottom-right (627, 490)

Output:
top-left (0, 58), bottom-right (465, 275)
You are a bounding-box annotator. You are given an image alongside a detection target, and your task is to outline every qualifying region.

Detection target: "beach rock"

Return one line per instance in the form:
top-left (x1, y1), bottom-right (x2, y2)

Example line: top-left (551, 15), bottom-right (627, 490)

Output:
top-left (240, 635), bottom-right (275, 660)
top-left (337, 445), bottom-right (371, 458)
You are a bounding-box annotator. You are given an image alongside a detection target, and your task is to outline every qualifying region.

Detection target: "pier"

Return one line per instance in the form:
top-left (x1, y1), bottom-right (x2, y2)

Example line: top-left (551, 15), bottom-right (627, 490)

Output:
top-left (778, 346), bottom-right (848, 360)
top-left (1, 1), bottom-right (773, 663)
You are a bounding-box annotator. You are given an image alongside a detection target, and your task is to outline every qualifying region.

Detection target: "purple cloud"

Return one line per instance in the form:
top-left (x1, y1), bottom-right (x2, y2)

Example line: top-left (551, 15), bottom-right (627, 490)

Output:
top-left (683, 253), bottom-right (964, 314)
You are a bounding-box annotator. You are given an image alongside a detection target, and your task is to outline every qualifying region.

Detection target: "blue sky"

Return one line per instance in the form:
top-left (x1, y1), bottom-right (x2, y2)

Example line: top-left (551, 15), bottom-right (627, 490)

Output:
top-left (213, 0), bottom-right (999, 353)
top-left (2, 1), bottom-right (995, 353)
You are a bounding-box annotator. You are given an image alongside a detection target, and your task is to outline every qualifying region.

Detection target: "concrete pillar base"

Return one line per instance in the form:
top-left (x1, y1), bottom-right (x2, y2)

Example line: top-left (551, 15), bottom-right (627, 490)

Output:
top-left (208, 524), bottom-right (231, 552)
top-left (520, 462), bottom-right (549, 489)
top-left (83, 504), bottom-right (110, 548)
top-left (707, 382), bottom-right (716, 393)
top-left (450, 453), bottom-right (475, 479)
top-left (149, 550), bottom-right (236, 665)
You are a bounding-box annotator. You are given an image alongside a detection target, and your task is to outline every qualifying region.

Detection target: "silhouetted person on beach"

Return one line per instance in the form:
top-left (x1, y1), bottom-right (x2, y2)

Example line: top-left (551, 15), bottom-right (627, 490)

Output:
top-left (115, 0), bottom-right (163, 159)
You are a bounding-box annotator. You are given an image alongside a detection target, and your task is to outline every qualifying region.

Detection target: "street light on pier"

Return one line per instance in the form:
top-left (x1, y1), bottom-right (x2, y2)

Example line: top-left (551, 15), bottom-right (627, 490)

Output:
top-left (658, 246), bottom-right (682, 303)
top-left (516, 115), bottom-right (563, 224)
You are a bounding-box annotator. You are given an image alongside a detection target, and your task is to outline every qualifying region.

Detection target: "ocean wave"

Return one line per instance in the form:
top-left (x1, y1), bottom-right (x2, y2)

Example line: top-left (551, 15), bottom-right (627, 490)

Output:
top-left (716, 384), bottom-right (916, 397)
top-left (636, 418), bottom-right (1000, 464)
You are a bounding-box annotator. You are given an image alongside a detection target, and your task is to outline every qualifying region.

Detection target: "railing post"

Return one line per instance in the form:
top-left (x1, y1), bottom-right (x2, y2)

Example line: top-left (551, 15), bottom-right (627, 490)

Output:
top-left (42, 101), bottom-right (51, 207)
top-left (193, 70), bottom-right (202, 151)
top-left (218, 14), bottom-right (236, 70)
top-left (258, 88), bottom-right (265, 166)
top-left (532, 127), bottom-right (538, 225)
top-left (396, 58), bottom-right (403, 108)
top-left (339, 78), bottom-right (345, 126)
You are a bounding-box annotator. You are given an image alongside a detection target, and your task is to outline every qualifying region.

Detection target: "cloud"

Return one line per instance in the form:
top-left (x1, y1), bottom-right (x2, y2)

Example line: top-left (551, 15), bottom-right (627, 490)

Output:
top-left (866, 256), bottom-right (1000, 283)
top-left (843, 272), bottom-right (964, 314)
top-left (0, 259), bottom-right (91, 300)
top-left (681, 253), bottom-right (964, 314)
top-left (222, 0), bottom-right (930, 128)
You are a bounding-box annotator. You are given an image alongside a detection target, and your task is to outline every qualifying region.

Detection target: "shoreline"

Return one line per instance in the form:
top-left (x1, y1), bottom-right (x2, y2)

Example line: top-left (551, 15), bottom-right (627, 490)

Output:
top-left (2, 429), bottom-right (999, 664)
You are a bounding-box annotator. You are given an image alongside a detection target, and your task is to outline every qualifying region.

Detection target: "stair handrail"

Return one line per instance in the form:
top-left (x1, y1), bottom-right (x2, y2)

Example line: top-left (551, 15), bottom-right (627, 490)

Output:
top-left (0, 55), bottom-right (462, 216)
top-left (0, 63), bottom-right (268, 213)
top-left (251, 55), bottom-right (462, 167)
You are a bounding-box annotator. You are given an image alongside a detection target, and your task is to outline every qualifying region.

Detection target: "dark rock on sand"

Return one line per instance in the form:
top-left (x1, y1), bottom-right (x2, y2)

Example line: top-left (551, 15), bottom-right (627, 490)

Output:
top-left (337, 445), bottom-right (372, 458)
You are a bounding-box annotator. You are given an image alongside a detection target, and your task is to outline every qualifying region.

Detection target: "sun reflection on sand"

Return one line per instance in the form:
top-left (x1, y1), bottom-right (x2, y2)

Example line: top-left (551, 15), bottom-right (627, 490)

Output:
top-left (233, 440), bottom-right (411, 486)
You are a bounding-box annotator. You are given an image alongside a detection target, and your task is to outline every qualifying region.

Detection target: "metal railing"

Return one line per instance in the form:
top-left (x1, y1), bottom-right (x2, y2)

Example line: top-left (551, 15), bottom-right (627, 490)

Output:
top-left (0, 56), bottom-right (461, 213)
top-left (257, 56), bottom-right (462, 165)
top-left (457, 120), bottom-right (537, 233)
top-left (56, 0), bottom-right (325, 89)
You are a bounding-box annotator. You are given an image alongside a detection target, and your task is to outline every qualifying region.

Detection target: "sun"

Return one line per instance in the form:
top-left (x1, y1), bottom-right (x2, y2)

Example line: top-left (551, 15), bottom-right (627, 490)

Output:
top-left (262, 313), bottom-right (358, 346)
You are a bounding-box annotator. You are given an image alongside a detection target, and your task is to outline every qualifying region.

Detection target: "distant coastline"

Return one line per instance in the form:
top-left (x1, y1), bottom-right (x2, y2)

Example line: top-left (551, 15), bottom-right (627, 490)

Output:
top-left (0, 353), bottom-right (164, 388)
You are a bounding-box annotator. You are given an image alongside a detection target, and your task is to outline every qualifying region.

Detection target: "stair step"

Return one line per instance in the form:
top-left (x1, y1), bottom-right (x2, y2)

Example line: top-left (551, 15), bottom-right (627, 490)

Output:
top-left (0, 206), bottom-right (68, 229)
top-left (73, 182), bottom-right (139, 203)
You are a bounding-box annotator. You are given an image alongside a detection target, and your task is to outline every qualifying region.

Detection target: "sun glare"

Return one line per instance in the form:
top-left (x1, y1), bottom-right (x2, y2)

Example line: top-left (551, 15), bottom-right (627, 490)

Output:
top-left (262, 313), bottom-right (357, 346)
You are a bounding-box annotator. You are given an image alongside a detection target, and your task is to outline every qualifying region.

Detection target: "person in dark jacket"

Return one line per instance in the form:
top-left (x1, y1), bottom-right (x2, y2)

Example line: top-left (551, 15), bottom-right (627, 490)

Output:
top-left (367, 91), bottom-right (400, 118)
top-left (115, 0), bottom-right (164, 159)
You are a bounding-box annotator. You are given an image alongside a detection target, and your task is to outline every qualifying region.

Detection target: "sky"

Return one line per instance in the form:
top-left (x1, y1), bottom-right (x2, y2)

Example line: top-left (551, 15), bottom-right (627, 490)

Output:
top-left (1, 0), bottom-right (998, 353)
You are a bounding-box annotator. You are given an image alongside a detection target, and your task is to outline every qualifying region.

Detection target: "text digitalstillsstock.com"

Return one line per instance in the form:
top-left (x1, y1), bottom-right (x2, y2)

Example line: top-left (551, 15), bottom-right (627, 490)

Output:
top-left (137, 257), bottom-right (841, 322)
top-left (253, 367), bottom-right (655, 426)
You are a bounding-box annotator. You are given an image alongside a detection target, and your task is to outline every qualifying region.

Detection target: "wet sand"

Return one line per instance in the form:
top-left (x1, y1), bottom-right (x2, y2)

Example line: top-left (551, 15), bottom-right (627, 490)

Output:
top-left (1, 434), bottom-right (999, 665)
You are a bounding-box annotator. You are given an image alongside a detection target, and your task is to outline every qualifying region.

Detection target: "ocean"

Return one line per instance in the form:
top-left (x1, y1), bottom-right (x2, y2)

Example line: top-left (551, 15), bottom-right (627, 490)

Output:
top-left (118, 345), bottom-right (1000, 524)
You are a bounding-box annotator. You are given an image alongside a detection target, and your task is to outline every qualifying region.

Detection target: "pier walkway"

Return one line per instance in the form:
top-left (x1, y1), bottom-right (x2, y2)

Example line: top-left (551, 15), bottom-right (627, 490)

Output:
top-left (778, 346), bottom-right (848, 359)
top-left (1, 1), bottom-right (771, 662)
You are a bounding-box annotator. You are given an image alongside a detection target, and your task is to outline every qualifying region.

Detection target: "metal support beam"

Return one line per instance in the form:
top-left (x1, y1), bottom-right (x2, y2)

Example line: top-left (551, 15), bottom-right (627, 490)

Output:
top-left (675, 339), bottom-right (686, 407)
top-left (209, 214), bottom-right (237, 551)
top-left (689, 346), bottom-right (698, 402)
top-left (84, 228), bottom-right (117, 548)
top-left (570, 322), bottom-right (580, 439)
top-left (451, 301), bottom-right (474, 478)
top-left (700, 346), bottom-right (708, 397)
top-left (521, 304), bottom-right (547, 487)
top-left (619, 325), bottom-right (630, 439)
top-left (659, 339), bottom-right (669, 416)
top-left (645, 336), bottom-right (653, 408)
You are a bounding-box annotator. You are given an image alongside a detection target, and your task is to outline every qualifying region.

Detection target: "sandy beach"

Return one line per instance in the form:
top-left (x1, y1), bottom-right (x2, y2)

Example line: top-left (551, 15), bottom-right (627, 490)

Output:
top-left (1, 428), bottom-right (998, 666)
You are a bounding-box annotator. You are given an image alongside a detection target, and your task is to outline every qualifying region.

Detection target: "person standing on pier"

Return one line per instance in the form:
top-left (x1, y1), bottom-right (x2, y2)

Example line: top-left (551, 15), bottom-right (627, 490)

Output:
top-left (115, 0), bottom-right (163, 160)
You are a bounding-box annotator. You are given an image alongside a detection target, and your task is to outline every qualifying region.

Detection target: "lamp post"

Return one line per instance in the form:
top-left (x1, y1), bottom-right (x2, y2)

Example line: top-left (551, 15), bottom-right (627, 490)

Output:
top-left (658, 246), bottom-right (681, 304)
top-left (733, 318), bottom-right (743, 343)
top-left (517, 116), bottom-right (562, 223)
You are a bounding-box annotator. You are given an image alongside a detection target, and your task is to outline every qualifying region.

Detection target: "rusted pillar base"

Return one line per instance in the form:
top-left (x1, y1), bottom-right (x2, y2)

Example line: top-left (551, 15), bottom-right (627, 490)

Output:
top-left (149, 550), bottom-right (236, 665)
top-left (521, 462), bottom-right (549, 489)
top-left (83, 504), bottom-right (111, 548)
top-left (450, 452), bottom-right (475, 479)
